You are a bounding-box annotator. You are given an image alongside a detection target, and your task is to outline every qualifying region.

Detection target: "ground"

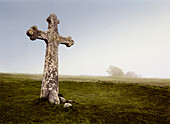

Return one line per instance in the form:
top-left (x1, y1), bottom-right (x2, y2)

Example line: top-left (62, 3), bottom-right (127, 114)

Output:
top-left (0, 73), bottom-right (169, 123)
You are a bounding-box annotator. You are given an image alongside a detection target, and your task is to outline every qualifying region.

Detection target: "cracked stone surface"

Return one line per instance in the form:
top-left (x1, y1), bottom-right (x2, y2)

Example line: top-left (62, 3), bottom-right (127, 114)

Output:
top-left (26, 13), bottom-right (74, 104)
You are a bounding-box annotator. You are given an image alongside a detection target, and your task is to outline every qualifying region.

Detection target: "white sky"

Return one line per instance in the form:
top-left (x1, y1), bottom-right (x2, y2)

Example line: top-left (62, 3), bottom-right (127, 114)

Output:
top-left (0, 0), bottom-right (170, 78)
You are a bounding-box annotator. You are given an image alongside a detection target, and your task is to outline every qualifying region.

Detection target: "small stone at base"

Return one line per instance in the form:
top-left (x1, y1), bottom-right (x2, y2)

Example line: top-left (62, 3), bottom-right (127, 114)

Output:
top-left (59, 97), bottom-right (66, 103)
top-left (64, 103), bottom-right (72, 108)
top-left (68, 100), bottom-right (74, 103)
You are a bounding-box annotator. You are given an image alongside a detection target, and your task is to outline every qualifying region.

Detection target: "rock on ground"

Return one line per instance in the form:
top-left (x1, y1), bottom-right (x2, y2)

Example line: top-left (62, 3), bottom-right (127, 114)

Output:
top-left (64, 103), bottom-right (72, 108)
top-left (68, 100), bottom-right (74, 103)
top-left (59, 97), bottom-right (66, 103)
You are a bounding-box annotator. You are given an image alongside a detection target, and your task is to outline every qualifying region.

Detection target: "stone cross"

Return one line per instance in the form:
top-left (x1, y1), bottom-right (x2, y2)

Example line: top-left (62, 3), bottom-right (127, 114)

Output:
top-left (26, 13), bottom-right (74, 104)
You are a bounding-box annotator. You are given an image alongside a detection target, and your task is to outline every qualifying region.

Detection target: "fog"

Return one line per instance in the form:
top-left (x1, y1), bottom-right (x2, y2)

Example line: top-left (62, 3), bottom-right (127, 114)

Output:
top-left (0, 0), bottom-right (170, 78)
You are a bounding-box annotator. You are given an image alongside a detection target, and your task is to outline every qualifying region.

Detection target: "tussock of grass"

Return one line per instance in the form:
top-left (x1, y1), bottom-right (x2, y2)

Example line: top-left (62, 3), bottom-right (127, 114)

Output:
top-left (0, 73), bottom-right (169, 123)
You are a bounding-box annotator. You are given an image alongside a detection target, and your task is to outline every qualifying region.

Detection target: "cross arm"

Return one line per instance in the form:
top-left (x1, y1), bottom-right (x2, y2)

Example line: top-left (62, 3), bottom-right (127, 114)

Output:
top-left (58, 35), bottom-right (74, 47)
top-left (26, 26), bottom-right (47, 42)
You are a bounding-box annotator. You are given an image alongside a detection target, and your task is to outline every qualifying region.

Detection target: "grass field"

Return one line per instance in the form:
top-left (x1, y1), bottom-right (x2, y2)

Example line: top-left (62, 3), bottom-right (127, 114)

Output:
top-left (0, 73), bottom-right (169, 123)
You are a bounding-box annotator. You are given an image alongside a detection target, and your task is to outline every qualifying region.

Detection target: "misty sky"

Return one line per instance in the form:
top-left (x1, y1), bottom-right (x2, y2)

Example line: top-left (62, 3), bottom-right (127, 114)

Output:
top-left (0, 0), bottom-right (170, 78)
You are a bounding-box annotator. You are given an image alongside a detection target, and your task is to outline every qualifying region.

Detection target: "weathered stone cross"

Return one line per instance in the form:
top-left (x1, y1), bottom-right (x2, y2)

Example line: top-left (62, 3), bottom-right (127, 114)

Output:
top-left (26, 13), bottom-right (74, 104)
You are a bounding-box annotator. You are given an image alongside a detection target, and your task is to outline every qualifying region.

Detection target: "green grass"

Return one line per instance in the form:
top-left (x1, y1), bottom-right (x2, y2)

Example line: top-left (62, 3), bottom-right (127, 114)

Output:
top-left (0, 73), bottom-right (169, 123)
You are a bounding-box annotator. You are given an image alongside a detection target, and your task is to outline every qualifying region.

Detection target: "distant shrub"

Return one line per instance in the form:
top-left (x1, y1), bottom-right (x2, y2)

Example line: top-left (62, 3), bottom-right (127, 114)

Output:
top-left (107, 66), bottom-right (124, 77)
top-left (124, 71), bottom-right (137, 78)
